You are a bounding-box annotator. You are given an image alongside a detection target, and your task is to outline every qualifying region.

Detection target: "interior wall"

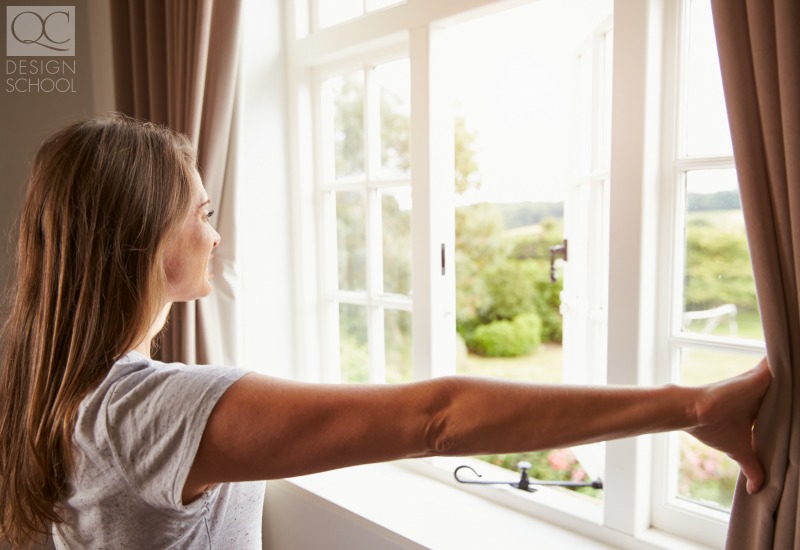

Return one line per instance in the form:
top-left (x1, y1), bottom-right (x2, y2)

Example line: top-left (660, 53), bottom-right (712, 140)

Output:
top-left (0, 0), bottom-right (114, 296)
top-left (238, 0), bottom-right (295, 377)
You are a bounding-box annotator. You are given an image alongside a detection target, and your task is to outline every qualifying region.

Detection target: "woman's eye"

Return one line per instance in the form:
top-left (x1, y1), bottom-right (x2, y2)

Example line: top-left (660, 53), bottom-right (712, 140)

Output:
top-left (205, 209), bottom-right (215, 220)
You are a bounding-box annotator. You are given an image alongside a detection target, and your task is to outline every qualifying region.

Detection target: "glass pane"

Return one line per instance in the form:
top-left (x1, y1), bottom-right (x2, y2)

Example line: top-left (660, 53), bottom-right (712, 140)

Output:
top-left (340, 304), bottom-right (368, 383)
top-left (328, 71), bottom-right (364, 180)
top-left (336, 191), bottom-right (366, 291)
top-left (381, 188), bottom-right (412, 295)
top-left (318, 0), bottom-right (363, 28)
top-left (376, 58), bottom-right (410, 179)
top-left (385, 309), bottom-right (412, 383)
top-left (682, 170), bottom-right (762, 341)
top-left (676, 347), bottom-right (760, 510)
top-left (684, 0), bottom-right (732, 157)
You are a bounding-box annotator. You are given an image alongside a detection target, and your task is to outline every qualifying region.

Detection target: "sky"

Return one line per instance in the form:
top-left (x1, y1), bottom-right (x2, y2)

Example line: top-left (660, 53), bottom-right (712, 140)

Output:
top-left (448, 0), bottom-right (613, 204)
top-left (446, 0), bottom-right (732, 204)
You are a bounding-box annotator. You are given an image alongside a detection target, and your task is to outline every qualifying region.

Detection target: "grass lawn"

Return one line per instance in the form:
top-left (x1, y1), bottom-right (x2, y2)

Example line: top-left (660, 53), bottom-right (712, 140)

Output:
top-left (456, 341), bottom-right (563, 383)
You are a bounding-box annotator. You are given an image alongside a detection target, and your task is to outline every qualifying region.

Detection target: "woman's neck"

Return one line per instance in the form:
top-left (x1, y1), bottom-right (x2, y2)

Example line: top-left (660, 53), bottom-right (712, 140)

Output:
top-left (132, 303), bottom-right (172, 358)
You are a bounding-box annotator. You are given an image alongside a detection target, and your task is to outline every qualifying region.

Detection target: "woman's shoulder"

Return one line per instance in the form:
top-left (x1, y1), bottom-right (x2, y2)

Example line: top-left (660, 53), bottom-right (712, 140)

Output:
top-left (103, 351), bottom-right (248, 394)
top-left (77, 352), bottom-right (251, 437)
top-left (70, 352), bottom-right (253, 511)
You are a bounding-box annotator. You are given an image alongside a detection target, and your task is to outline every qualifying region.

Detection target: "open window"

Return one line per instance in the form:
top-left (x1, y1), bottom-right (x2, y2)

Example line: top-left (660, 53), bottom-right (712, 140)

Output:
top-left (287, 0), bottom-right (764, 546)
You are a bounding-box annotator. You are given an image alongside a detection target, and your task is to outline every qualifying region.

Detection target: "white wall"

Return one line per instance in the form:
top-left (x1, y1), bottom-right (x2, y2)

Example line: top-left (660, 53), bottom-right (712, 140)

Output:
top-left (238, 0), bottom-right (296, 378)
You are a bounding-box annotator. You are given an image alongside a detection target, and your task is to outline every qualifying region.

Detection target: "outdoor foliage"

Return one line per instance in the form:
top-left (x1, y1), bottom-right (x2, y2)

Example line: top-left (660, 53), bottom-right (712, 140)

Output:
top-left (679, 435), bottom-right (739, 510)
top-left (465, 313), bottom-right (542, 357)
top-left (456, 207), bottom-right (565, 355)
top-left (684, 216), bottom-right (756, 313)
top-left (333, 69), bottom-right (753, 509)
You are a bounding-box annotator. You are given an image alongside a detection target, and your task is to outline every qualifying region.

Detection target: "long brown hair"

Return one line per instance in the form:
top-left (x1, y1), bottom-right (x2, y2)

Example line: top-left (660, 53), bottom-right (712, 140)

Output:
top-left (0, 114), bottom-right (196, 546)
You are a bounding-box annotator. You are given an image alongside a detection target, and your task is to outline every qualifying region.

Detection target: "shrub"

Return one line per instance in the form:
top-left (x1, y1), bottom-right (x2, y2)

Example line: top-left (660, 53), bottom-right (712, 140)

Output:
top-left (479, 260), bottom-right (539, 322)
top-left (465, 313), bottom-right (542, 357)
top-left (531, 263), bottom-right (563, 343)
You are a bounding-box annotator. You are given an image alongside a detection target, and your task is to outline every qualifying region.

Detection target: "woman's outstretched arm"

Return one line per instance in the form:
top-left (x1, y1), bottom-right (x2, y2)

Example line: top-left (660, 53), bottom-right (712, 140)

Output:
top-left (183, 358), bottom-right (769, 503)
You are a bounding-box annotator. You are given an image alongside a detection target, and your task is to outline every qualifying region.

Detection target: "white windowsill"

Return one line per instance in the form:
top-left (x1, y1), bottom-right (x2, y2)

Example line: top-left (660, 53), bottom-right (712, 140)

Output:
top-left (268, 459), bottom-right (713, 550)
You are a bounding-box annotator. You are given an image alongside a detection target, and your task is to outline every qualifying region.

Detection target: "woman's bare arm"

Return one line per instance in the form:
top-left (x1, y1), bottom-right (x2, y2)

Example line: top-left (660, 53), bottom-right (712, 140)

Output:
top-left (183, 358), bottom-right (769, 503)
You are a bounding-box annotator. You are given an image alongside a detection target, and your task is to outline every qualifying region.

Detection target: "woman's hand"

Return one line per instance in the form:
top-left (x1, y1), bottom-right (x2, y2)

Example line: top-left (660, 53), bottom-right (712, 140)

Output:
top-left (686, 357), bottom-right (771, 494)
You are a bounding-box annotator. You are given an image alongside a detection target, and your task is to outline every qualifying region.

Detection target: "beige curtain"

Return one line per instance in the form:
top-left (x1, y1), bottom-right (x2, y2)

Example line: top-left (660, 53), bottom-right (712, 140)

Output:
top-left (711, 0), bottom-right (800, 547)
top-left (110, 0), bottom-right (243, 365)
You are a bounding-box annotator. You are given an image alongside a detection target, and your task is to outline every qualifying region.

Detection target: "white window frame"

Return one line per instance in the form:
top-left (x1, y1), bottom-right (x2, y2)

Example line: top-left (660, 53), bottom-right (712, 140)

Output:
top-left (314, 50), bottom-right (415, 384)
top-left (648, 0), bottom-right (766, 544)
top-left (283, 0), bottom-right (753, 547)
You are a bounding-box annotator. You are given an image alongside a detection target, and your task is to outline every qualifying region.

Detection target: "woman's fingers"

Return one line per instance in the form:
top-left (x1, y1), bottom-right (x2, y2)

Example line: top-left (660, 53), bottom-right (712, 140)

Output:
top-left (686, 357), bottom-right (770, 494)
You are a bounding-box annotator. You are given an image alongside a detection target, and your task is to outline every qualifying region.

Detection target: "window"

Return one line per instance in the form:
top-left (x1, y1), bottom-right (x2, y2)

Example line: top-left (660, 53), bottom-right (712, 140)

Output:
top-left (285, 0), bottom-right (762, 546)
top-left (318, 58), bottom-right (413, 384)
top-left (650, 0), bottom-right (764, 543)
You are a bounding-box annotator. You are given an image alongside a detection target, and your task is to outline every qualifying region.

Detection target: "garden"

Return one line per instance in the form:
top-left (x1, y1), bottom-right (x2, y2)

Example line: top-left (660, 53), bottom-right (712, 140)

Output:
top-left (455, 191), bottom-right (760, 509)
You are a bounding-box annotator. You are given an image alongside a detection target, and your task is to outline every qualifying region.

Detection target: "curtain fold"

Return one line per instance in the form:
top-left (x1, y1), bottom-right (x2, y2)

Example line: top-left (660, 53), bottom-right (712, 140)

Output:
top-left (711, 0), bottom-right (800, 547)
top-left (110, 0), bottom-right (243, 366)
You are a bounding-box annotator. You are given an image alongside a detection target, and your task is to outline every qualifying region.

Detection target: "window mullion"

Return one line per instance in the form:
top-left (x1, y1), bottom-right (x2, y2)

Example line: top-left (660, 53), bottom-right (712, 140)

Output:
top-left (409, 25), bottom-right (455, 381)
top-left (367, 186), bottom-right (386, 382)
top-left (604, 0), bottom-right (665, 537)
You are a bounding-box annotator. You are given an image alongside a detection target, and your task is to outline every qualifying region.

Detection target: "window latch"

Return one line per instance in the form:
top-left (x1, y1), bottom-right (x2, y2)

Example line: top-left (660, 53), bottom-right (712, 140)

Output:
top-left (453, 461), bottom-right (602, 494)
top-left (549, 239), bottom-right (568, 283)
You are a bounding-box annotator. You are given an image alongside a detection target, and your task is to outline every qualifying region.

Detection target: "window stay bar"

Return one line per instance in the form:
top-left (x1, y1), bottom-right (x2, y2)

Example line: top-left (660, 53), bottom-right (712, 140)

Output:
top-left (453, 461), bottom-right (603, 493)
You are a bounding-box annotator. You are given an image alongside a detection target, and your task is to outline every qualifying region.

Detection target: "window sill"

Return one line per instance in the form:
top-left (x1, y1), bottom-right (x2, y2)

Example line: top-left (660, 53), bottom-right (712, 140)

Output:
top-left (265, 459), bottom-right (713, 549)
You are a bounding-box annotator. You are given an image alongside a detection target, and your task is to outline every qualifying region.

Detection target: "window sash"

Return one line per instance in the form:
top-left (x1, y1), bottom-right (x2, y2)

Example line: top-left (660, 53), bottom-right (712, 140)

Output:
top-left (649, 0), bottom-right (765, 543)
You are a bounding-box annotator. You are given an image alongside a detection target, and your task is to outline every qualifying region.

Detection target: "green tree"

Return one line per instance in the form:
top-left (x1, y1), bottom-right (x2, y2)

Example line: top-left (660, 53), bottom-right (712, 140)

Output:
top-left (455, 114), bottom-right (481, 194)
top-left (333, 73), bottom-right (364, 178)
top-left (455, 203), bottom-right (509, 328)
top-left (684, 221), bottom-right (757, 313)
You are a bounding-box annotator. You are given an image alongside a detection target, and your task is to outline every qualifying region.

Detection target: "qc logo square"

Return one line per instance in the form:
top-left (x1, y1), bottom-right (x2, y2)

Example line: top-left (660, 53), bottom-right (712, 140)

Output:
top-left (7, 6), bottom-right (75, 56)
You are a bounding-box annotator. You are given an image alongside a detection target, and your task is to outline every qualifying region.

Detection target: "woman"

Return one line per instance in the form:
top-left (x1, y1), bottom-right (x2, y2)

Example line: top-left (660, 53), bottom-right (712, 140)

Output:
top-left (0, 114), bottom-right (770, 548)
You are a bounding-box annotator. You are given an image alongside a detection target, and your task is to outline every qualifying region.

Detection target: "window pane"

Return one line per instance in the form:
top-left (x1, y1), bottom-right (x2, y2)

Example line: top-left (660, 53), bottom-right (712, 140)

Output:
top-left (376, 59), bottom-right (410, 179)
top-left (385, 309), bottom-right (412, 383)
top-left (318, 0), bottom-right (363, 28)
top-left (340, 304), bottom-right (368, 383)
top-left (684, 0), bottom-right (732, 157)
top-left (337, 191), bottom-right (366, 291)
top-left (682, 170), bottom-right (762, 341)
top-left (676, 347), bottom-right (758, 510)
top-left (328, 71), bottom-right (364, 180)
top-left (381, 188), bottom-right (411, 295)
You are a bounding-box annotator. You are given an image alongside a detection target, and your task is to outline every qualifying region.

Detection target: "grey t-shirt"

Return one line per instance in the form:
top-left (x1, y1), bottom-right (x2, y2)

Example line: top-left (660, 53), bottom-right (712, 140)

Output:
top-left (52, 351), bottom-right (266, 549)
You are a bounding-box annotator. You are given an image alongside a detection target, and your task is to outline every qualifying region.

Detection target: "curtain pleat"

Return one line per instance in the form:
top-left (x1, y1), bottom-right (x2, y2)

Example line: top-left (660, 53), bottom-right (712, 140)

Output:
top-left (712, 0), bottom-right (800, 547)
top-left (110, 0), bottom-right (243, 366)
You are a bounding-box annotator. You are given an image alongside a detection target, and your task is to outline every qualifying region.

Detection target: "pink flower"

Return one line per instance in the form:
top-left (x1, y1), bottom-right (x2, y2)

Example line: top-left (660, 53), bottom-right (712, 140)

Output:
top-left (571, 467), bottom-right (587, 482)
top-left (547, 449), bottom-right (572, 472)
